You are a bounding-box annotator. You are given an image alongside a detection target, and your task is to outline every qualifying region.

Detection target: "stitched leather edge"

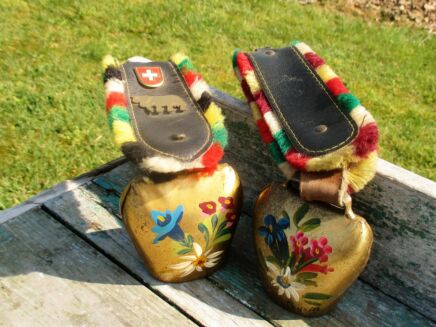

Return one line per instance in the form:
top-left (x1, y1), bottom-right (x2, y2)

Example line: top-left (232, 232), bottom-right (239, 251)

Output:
top-left (248, 47), bottom-right (357, 155)
top-left (121, 61), bottom-right (212, 161)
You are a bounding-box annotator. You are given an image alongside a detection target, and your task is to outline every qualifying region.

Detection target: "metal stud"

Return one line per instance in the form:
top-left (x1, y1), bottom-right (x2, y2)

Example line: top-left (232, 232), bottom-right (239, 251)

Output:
top-left (170, 133), bottom-right (186, 141)
top-left (315, 125), bottom-right (328, 134)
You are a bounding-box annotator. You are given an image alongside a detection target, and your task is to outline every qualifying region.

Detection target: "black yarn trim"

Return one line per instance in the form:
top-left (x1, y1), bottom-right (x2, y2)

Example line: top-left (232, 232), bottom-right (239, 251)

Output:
top-left (103, 66), bottom-right (122, 84)
top-left (197, 92), bottom-right (212, 111)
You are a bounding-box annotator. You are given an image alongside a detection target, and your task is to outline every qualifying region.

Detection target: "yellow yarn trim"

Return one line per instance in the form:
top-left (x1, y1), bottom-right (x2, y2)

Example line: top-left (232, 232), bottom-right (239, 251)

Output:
top-left (112, 120), bottom-right (136, 147)
top-left (306, 145), bottom-right (357, 172)
top-left (316, 64), bottom-right (338, 83)
top-left (102, 55), bottom-right (117, 70)
top-left (204, 102), bottom-right (224, 127)
top-left (245, 71), bottom-right (261, 94)
top-left (294, 42), bottom-right (314, 55)
top-left (170, 53), bottom-right (188, 66)
top-left (346, 151), bottom-right (378, 192)
top-left (250, 102), bottom-right (262, 121)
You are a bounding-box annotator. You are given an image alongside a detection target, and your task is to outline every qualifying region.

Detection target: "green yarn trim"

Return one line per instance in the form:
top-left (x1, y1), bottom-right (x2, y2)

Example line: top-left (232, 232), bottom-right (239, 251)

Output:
top-left (274, 130), bottom-right (292, 154)
top-left (232, 49), bottom-right (240, 69)
top-left (212, 125), bottom-right (228, 148)
top-left (267, 142), bottom-right (285, 164)
top-left (177, 58), bottom-right (195, 71)
top-left (290, 40), bottom-right (301, 46)
top-left (108, 106), bottom-right (130, 126)
top-left (337, 93), bottom-right (360, 112)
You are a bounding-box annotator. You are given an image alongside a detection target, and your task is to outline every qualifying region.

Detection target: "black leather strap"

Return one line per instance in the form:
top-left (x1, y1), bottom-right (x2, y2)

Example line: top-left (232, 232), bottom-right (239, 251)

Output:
top-left (248, 47), bottom-right (357, 156)
top-left (121, 61), bottom-right (212, 161)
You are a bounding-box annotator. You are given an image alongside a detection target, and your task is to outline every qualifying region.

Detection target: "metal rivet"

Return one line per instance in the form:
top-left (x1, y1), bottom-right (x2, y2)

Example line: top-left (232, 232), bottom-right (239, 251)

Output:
top-left (314, 125), bottom-right (328, 134)
top-left (170, 133), bottom-right (186, 141)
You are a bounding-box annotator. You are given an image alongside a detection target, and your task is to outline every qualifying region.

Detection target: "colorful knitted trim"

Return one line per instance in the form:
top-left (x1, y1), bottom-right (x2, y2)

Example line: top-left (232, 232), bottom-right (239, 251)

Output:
top-left (233, 41), bottom-right (379, 193)
top-left (102, 54), bottom-right (228, 174)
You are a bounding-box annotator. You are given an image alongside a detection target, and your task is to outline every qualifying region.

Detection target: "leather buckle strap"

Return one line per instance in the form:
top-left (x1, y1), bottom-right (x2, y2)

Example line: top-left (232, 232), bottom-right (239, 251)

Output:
top-left (248, 47), bottom-right (357, 156)
top-left (121, 61), bottom-right (212, 161)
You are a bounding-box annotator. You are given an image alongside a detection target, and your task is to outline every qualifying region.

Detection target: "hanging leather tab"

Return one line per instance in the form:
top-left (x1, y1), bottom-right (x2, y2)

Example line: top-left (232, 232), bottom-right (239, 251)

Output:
top-left (248, 47), bottom-right (357, 156)
top-left (300, 170), bottom-right (344, 206)
top-left (121, 61), bottom-right (212, 161)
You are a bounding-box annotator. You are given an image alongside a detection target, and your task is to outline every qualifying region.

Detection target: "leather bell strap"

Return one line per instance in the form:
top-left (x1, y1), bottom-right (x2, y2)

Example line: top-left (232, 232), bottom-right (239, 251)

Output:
top-left (248, 47), bottom-right (357, 156)
top-left (121, 61), bottom-right (212, 162)
top-left (299, 170), bottom-right (356, 219)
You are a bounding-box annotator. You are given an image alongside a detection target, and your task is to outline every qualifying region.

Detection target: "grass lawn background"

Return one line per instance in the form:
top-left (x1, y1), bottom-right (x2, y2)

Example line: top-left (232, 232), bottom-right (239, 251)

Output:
top-left (0, 0), bottom-right (434, 210)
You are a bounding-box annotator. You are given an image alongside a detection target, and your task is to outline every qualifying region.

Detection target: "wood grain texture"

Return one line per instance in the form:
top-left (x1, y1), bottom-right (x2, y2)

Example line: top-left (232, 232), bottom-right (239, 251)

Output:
top-left (83, 93), bottom-right (436, 323)
top-left (219, 101), bottom-right (436, 321)
top-left (43, 187), bottom-right (272, 327)
top-left (0, 209), bottom-right (195, 327)
top-left (0, 157), bottom-right (126, 224)
top-left (223, 212), bottom-right (434, 327)
top-left (69, 173), bottom-right (432, 326)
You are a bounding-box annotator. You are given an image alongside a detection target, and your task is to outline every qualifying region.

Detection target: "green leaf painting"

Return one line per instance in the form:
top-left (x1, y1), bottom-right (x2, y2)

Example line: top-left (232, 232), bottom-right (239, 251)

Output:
top-left (293, 203), bottom-right (309, 227)
top-left (258, 203), bottom-right (334, 308)
top-left (299, 218), bottom-right (321, 232)
top-left (303, 293), bottom-right (332, 300)
top-left (165, 196), bottom-right (237, 278)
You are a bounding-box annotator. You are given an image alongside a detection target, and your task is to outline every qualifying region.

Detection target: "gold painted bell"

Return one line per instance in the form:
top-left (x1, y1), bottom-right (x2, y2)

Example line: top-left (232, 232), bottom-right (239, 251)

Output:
top-left (254, 182), bottom-right (372, 316)
top-left (121, 163), bottom-right (242, 283)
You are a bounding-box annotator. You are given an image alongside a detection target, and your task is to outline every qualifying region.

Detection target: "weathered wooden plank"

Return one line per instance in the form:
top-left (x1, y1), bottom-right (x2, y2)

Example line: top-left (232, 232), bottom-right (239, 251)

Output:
top-left (0, 209), bottom-right (195, 327)
top-left (212, 254), bottom-right (433, 327)
top-left (222, 212), bottom-right (434, 327)
top-left (61, 180), bottom-right (433, 326)
top-left (89, 93), bottom-right (436, 321)
top-left (0, 157), bottom-right (126, 225)
top-left (43, 187), bottom-right (273, 327)
top-left (215, 95), bottom-right (436, 320)
top-left (93, 161), bottom-right (139, 196)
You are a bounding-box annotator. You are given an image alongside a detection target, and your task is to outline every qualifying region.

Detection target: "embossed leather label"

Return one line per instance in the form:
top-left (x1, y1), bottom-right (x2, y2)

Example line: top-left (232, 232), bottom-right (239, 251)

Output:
top-left (121, 61), bottom-right (212, 161)
top-left (249, 47), bottom-right (357, 155)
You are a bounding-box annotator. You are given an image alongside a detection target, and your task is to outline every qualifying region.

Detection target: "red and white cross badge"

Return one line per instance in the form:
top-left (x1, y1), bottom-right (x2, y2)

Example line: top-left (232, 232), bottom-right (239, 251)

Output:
top-left (134, 66), bottom-right (164, 88)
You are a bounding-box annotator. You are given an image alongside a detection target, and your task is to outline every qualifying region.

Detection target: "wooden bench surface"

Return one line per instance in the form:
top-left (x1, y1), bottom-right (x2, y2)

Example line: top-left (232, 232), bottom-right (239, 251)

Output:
top-left (0, 90), bottom-right (435, 326)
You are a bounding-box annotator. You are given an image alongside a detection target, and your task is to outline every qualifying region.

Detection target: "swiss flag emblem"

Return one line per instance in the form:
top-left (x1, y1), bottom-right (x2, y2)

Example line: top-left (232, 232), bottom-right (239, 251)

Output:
top-left (134, 66), bottom-right (164, 88)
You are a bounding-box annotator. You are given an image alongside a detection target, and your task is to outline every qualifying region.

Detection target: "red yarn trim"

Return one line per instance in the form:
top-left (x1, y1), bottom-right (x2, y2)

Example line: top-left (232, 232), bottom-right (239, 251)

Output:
top-left (106, 92), bottom-right (127, 112)
top-left (256, 119), bottom-right (274, 143)
top-left (188, 166), bottom-right (217, 176)
top-left (254, 92), bottom-right (272, 114)
top-left (201, 143), bottom-right (224, 168)
top-left (182, 70), bottom-right (201, 87)
top-left (285, 148), bottom-right (310, 170)
top-left (353, 123), bottom-right (379, 157)
top-left (304, 52), bottom-right (325, 69)
top-left (236, 52), bottom-right (254, 76)
top-left (326, 77), bottom-right (349, 97)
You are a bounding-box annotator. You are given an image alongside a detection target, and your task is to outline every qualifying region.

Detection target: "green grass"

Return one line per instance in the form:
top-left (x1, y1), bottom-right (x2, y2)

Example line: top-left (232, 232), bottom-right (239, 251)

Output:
top-left (0, 0), bottom-right (434, 210)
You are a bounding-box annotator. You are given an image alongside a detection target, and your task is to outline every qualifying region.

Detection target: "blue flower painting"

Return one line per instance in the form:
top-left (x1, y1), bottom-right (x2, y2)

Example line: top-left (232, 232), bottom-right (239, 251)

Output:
top-left (151, 204), bottom-right (185, 244)
top-left (258, 214), bottom-right (290, 265)
top-left (258, 214), bottom-right (290, 244)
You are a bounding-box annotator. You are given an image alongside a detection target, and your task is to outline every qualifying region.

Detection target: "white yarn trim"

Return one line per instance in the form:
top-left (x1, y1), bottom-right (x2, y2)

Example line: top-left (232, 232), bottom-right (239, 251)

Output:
top-left (105, 78), bottom-right (125, 95)
top-left (264, 111), bottom-right (283, 136)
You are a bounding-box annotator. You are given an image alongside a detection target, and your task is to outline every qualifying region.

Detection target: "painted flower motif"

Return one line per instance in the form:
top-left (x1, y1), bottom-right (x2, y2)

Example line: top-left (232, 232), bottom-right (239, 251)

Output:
top-left (151, 205), bottom-right (184, 244)
top-left (168, 242), bottom-right (223, 277)
top-left (290, 231), bottom-right (309, 255)
top-left (309, 237), bottom-right (332, 263)
top-left (218, 196), bottom-right (234, 209)
top-left (225, 211), bottom-right (238, 227)
top-left (258, 214), bottom-right (289, 245)
top-left (199, 201), bottom-right (217, 215)
top-left (266, 262), bottom-right (305, 302)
